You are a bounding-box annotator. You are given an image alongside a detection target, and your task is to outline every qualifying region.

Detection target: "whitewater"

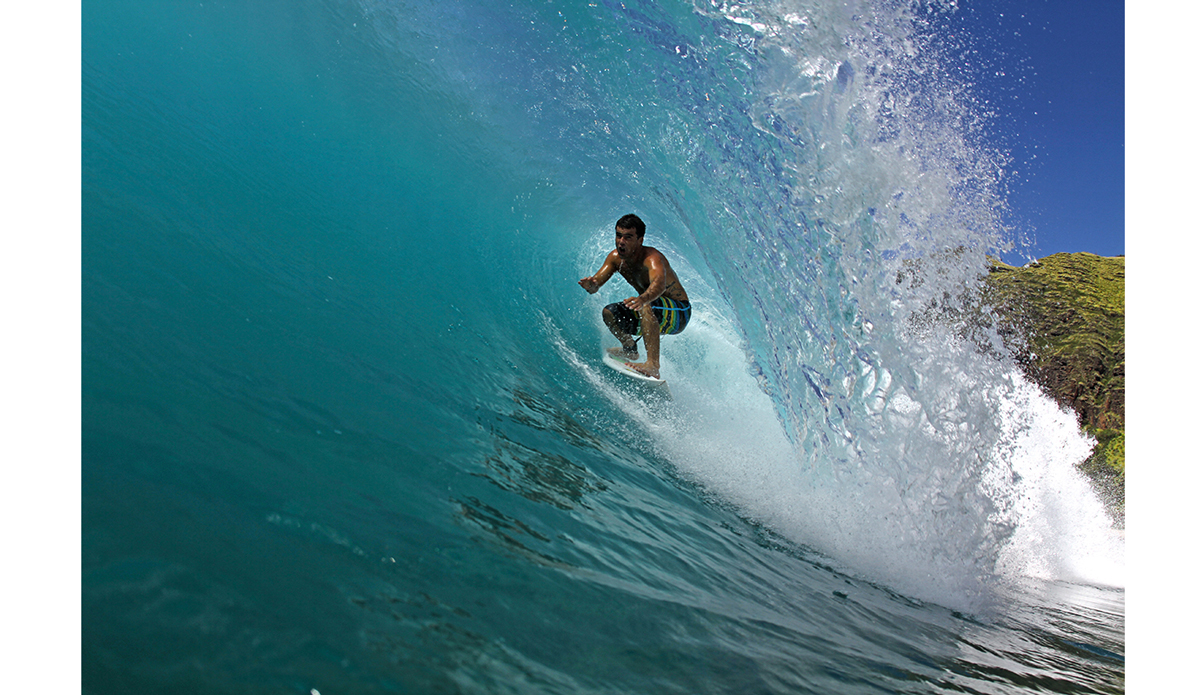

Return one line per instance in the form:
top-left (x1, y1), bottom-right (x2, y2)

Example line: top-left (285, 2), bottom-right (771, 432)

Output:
top-left (83, 0), bottom-right (1124, 692)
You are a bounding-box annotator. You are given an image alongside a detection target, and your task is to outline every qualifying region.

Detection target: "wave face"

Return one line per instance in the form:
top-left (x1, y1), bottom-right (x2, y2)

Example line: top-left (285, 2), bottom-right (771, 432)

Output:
top-left (83, 0), bottom-right (1124, 692)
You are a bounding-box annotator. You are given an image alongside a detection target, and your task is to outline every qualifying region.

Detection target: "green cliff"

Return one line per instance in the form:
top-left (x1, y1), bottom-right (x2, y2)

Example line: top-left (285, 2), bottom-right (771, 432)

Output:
top-left (982, 253), bottom-right (1125, 523)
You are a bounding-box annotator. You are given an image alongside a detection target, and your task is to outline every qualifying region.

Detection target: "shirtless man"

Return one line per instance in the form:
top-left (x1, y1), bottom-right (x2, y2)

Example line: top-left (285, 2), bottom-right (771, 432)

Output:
top-left (578, 214), bottom-right (691, 379)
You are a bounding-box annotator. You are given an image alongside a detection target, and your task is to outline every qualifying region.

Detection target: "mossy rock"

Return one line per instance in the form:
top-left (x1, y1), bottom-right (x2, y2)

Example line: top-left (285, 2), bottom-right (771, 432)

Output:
top-left (1078, 428), bottom-right (1125, 525)
top-left (984, 253), bottom-right (1124, 429)
top-left (982, 253), bottom-right (1125, 519)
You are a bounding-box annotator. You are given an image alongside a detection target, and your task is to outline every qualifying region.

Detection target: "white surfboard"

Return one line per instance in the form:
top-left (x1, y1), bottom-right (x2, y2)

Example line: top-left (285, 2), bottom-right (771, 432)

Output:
top-left (601, 349), bottom-right (667, 385)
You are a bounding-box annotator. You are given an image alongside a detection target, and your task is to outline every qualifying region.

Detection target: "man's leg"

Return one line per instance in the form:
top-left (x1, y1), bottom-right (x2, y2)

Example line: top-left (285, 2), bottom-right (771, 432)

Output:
top-left (629, 304), bottom-right (661, 378)
top-left (602, 305), bottom-right (639, 359)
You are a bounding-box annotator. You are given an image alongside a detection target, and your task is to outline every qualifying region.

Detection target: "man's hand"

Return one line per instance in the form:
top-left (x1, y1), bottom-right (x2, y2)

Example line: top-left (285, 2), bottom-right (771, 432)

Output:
top-left (623, 295), bottom-right (647, 311)
top-left (579, 277), bottom-right (600, 294)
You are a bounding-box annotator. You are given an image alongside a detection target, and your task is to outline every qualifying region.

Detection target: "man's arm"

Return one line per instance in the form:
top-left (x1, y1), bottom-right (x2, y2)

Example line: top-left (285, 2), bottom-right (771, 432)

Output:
top-left (579, 250), bottom-right (620, 294)
top-left (623, 250), bottom-right (668, 310)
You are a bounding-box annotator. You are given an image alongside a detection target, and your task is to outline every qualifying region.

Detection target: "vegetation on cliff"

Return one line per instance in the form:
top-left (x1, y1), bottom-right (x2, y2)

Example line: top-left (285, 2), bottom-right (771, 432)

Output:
top-left (982, 253), bottom-right (1125, 523)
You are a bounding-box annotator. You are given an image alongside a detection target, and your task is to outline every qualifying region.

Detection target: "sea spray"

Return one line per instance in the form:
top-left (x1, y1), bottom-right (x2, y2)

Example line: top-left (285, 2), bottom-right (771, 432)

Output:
top-left (993, 376), bottom-right (1124, 588)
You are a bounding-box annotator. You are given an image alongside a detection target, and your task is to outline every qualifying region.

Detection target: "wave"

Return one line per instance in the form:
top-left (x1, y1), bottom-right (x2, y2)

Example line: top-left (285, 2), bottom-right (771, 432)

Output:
top-left (83, 2), bottom-right (1123, 684)
top-left (274, 0), bottom-right (1124, 606)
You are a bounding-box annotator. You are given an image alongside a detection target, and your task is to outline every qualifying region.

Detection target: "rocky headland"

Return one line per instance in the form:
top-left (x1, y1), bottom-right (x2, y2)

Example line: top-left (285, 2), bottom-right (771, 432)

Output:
top-left (982, 253), bottom-right (1125, 525)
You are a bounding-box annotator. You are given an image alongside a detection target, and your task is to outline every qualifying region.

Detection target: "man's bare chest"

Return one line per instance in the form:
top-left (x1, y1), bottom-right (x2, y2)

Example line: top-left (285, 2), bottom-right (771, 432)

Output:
top-left (618, 263), bottom-right (650, 291)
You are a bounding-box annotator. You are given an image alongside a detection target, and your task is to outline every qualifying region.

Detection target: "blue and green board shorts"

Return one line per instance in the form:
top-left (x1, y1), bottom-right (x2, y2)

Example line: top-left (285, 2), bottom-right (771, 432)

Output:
top-left (605, 297), bottom-right (692, 336)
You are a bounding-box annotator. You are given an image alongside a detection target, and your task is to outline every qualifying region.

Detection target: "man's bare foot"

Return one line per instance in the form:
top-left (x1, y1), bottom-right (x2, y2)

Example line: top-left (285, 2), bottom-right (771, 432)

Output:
top-left (627, 362), bottom-right (660, 379)
top-left (607, 345), bottom-right (639, 360)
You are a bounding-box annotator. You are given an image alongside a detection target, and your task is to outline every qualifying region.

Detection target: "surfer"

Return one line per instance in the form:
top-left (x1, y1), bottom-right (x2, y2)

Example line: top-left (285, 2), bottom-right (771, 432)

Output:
top-left (578, 214), bottom-right (691, 379)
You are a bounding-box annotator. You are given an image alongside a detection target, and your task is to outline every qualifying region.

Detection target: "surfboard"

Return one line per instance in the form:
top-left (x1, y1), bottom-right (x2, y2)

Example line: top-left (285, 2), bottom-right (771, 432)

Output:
top-left (601, 349), bottom-right (667, 385)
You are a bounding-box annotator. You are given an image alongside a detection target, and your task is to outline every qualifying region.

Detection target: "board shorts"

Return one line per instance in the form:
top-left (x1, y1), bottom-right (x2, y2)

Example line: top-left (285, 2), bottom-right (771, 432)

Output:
top-left (604, 297), bottom-right (691, 337)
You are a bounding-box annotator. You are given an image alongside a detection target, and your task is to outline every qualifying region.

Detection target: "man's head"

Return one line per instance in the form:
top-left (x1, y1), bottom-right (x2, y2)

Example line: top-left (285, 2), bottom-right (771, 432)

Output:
top-left (615, 214), bottom-right (645, 238)
top-left (614, 214), bottom-right (646, 259)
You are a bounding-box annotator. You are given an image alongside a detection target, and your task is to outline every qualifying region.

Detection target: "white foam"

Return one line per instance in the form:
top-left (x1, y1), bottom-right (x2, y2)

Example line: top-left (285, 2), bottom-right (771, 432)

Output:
top-left (600, 302), bottom-right (1124, 606)
top-left (993, 375), bottom-right (1124, 588)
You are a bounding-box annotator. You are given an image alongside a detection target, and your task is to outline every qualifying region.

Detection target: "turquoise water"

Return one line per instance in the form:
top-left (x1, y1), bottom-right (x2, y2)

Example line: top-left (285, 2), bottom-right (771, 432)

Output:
top-left (83, 0), bottom-right (1124, 692)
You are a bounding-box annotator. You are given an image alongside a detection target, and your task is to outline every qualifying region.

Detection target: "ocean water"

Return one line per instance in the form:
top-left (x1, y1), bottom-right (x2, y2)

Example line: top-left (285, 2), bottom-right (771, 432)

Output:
top-left (82, 0), bottom-right (1124, 692)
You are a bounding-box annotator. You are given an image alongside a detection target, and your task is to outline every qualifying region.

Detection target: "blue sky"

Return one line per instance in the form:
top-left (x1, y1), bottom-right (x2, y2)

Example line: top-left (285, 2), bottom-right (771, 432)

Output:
top-left (943, 0), bottom-right (1125, 262)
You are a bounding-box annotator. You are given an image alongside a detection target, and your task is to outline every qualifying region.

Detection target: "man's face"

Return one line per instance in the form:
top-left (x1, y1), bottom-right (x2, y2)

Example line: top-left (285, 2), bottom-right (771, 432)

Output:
top-left (615, 226), bottom-right (642, 259)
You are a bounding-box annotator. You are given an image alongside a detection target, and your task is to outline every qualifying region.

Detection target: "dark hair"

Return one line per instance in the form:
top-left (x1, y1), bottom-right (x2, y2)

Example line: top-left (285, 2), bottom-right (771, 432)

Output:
top-left (615, 213), bottom-right (646, 238)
